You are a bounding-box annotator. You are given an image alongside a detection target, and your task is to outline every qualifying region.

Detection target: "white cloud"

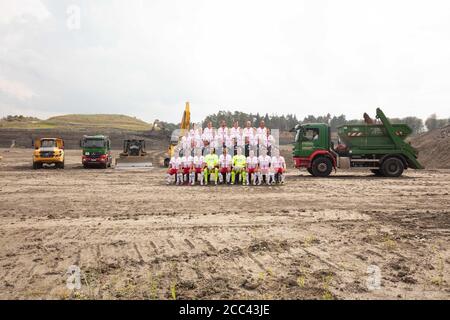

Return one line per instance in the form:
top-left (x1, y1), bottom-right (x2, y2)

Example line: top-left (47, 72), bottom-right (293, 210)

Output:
top-left (0, 0), bottom-right (50, 24)
top-left (0, 78), bottom-right (35, 100)
top-left (1, 0), bottom-right (450, 122)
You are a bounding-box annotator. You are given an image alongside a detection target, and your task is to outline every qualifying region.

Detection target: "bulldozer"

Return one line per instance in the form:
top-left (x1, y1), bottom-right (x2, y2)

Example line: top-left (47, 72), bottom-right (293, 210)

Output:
top-left (115, 139), bottom-right (153, 169)
top-left (164, 102), bottom-right (191, 167)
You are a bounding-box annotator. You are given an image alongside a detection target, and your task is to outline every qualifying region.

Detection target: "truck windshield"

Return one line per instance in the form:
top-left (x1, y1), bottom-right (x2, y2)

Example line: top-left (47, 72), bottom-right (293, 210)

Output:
top-left (304, 129), bottom-right (319, 141)
top-left (84, 139), bottom-right (105, 148)
top-left (41, 140), bottom-right (56, 147)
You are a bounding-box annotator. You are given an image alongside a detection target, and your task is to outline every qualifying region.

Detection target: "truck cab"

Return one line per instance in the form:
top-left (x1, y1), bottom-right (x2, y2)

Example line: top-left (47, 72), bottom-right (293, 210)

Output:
top-left (293, 123), bottom-right (336, 177)
top-left (33, 138), bottom-right (65, 169)
top-left (292, 108), bottom-right (423, 177)
top-left (80, 135), bottom-right (112, 168)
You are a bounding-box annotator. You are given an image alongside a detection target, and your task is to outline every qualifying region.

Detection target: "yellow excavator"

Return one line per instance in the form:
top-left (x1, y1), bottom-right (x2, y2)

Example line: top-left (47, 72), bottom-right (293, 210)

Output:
top-left (164, 102), bottom-right (190, 167)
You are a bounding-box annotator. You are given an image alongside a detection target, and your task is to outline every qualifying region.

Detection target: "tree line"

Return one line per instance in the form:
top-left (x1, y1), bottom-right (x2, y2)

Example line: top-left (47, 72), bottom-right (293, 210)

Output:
top-left (200, 111), bottom-right (450, 135)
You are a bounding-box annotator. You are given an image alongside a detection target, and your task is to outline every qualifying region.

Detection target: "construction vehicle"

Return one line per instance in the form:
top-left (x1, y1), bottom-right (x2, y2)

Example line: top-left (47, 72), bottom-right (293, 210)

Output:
top-left (115, 139), bottom-right (153, 169)
top-left (32, 138), bottom-right (65, 169)
top-left (292, 108), bottom-right (423, 177)
top-left (80, 135), bottom-right (113, 168)
top-left (164, 102), bottom-right (190, 167)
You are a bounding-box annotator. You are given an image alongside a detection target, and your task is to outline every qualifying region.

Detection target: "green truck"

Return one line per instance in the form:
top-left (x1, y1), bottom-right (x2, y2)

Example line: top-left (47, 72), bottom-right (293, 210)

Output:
top-left (80, 135), bottom-right (113, 168)
top-left (292, 108), bottom-right (423, 177)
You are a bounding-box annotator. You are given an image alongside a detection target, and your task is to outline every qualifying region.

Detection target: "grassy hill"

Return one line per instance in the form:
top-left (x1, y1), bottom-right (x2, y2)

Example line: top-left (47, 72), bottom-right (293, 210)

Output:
top-left (0, 114), bottom-right (152, 131)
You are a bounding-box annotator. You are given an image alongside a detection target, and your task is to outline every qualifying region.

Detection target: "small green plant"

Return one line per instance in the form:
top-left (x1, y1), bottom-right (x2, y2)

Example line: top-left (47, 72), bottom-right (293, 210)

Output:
top-left (321, 274), bottom-right (334, 300)
top-left (382, 236), bottom-right (397, 251)
top-left (304, 235), bottom-right (316, 247)
top-left (297, 275), bottom-right (306, 288)
top-left (430, 250), bottom-right (445, 287)
top-left (170, 281), bottom-right (177, 300)
top-left (322, 291), bottom-right (333, 300)
top-left (258, 271), bottom-right (266, 281)
top-left (147, 272), bottom-right (159, 299)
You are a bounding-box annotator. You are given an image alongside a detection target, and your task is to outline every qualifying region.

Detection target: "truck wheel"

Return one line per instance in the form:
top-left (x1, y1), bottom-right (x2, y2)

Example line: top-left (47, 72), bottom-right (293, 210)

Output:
top-left (371, 169), bottom-right (383, 176)
top-left (381, 157), bottom-right (404, 177)
top-left (311, 157), bottom-right (332, 177)
top-left (33, 162), bottom-right (38, 170)
top-left (59, 161), bottom-right (65, 169)
top-left (307, 168), bottom-right (314, 176)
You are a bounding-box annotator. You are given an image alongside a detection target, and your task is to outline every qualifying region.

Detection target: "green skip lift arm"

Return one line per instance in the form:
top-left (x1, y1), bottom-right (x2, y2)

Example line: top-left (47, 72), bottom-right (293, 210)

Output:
top-left (376, 108), bottom-right (424, 169)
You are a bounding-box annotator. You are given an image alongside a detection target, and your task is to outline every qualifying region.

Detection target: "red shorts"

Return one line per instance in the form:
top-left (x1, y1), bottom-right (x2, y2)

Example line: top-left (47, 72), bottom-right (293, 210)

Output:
top-left (220, 167), bottom-right (231, 174)
top-left (276, 168), bottom-right (284, 174)
top-left (183, 167), bottom-right (190, 175)
top-left (247, 168), bottom-right (256, 174)
top-left (195, 167), bottom-right (203, 174)
top-left (168, 168), bottom-right (177, 175)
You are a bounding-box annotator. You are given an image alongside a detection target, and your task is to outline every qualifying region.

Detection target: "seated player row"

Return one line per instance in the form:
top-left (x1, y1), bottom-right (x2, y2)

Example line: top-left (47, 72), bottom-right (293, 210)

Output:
top-left (166, 147), bottom-right (286, 186)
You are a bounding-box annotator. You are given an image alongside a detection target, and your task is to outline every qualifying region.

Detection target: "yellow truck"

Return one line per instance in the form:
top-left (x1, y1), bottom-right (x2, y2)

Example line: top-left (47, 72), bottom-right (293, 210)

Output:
top-left (33, 138), bottom-right (65, 169)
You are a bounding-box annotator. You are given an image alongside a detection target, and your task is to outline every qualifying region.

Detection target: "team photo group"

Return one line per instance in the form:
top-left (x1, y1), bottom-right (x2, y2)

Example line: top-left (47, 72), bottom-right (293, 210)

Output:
top-left (166, 120), bottom-right (287, 186)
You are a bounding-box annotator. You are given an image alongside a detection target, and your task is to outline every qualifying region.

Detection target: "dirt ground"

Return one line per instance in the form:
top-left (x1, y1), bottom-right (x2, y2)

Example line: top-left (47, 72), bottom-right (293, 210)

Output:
top-left (0, 148), bottom-right (448, 300)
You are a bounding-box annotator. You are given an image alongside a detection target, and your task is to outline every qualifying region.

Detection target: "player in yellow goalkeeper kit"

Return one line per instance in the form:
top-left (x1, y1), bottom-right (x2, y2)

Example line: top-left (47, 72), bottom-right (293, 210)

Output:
top-left (203, 148), bottom-right (219, 185)
top-left (231, 148), bottom-right (247, 185)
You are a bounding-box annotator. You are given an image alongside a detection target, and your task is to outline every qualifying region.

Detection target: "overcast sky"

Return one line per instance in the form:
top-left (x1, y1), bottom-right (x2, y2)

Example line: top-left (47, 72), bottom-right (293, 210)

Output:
top-left (1, 0), bottom-right (450, 123)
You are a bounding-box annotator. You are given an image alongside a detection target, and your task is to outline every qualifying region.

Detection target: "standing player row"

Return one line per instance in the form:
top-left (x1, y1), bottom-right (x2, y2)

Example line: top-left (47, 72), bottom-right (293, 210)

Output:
top-left (180, 120), bottom-right (276, 155)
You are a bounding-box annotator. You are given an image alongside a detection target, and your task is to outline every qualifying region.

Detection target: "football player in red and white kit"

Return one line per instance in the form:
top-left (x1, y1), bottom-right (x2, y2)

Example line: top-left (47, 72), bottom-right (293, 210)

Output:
top-left (180, 150), bottom-right (194, 185)
top-left (271, 149), bottom-right (286, 184)
top-left (242, 120), bottom-right (255, 139)
top-left (166, 152), bottom-right (182, 185)
top-left (246, 149), bottom-right (259, 185)
top-left (230, 120), bottom-right (241, 139)
top-left (218, 147), bottom-right (232, 184)
top-left (258, 148), bottom-right (272, 185)
top-left (192, 148), bottom-right (205, 185)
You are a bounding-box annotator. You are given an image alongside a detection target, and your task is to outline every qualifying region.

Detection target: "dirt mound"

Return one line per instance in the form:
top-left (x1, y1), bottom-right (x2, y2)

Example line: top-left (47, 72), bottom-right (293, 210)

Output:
top-left (1, 114), bottom-right (153, 131)
top-left (410, 125), bottom-right (450, 169)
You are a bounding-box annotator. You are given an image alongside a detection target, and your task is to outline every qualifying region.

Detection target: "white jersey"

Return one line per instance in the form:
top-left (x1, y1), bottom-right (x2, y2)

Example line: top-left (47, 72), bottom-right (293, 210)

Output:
top-left (256, 127), bottom-right (267, 137)
top-left (261, 134), bottom-right (275, 148)
top-left (210, 135), bottom-right (220, 149)
top-left (181, 156), bottom-right (193, 168)
top-left (202, 127), bottom-right (214, 141)
top-left (258, 155), bottom-right (271, 169)
top-left (279, 156), bottom-right (286, 168)
top-left (224, 135), bottom-right (233, 148)
top-left (219, 154), bottom-right (232, 167)
top-left (193, 134), bottom-right (203, 148)
top-left (243, 134), bottom-right (257, 146)
top-left (193, 156), bottom-right (204, 168)
top-left (201, 132), bottom-right (211, 143)
top-left (272, 157), bottom-right (281, 169)
top-left (217, 127), bottom-right (229, 139)
top-left (228, 135), bottom-right (243, 148)
top-left (230, 127), bottom-right (241, 138)
top-left (242, 127), bottom-right (255, 138)
top-left (169, 157), bottom-right (182, 169)
top-left (247, 156), bottom-right (259, 169)
top-left (180, 136), bottom-right (189, 150)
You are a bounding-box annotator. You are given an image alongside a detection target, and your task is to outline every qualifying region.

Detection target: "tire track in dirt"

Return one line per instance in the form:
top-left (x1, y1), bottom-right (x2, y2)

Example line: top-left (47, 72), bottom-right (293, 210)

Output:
top-left (1, 150), bottom-right (449, 299)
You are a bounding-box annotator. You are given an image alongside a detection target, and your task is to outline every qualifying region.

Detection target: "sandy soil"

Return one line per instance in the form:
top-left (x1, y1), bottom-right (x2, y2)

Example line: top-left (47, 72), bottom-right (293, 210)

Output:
top-left (0, 148), bottom-right (448, 300)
